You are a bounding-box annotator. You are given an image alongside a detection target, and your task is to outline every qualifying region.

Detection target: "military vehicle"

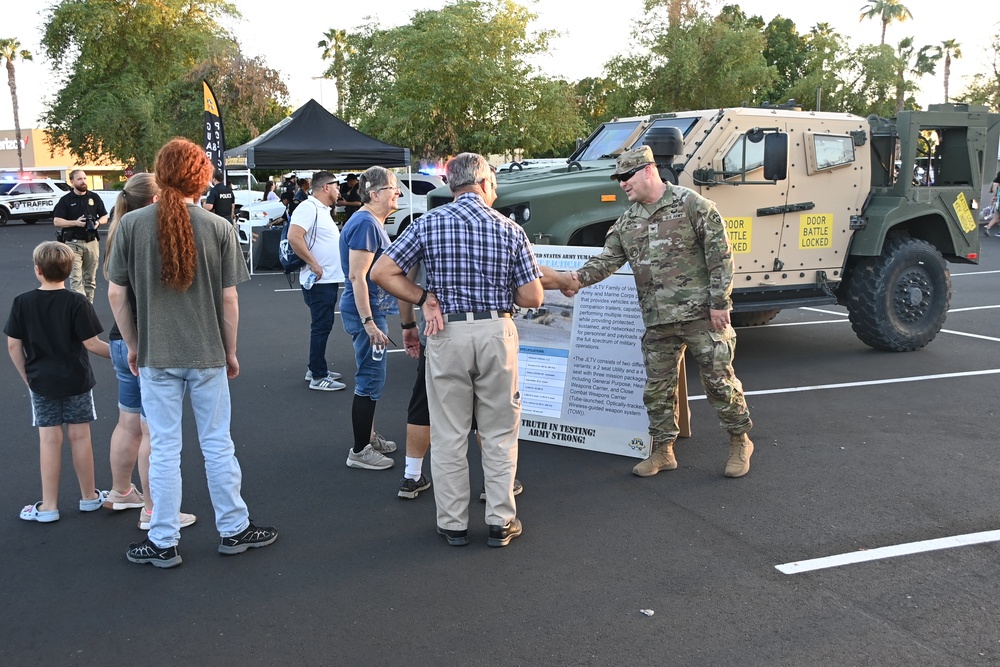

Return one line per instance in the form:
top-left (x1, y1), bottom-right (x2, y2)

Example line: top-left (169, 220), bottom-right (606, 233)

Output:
top-left (430, 103), bottom-right (999, 351)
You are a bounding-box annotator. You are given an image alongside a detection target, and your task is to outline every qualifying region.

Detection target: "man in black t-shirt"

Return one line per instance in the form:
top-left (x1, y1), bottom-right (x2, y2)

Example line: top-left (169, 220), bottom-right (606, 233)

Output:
top-left (338, 173), bottom-right (363, 220)
top-left (204, 170), bottom-right (235, 223)
top-left (52, 169), bottom-right (109, 303)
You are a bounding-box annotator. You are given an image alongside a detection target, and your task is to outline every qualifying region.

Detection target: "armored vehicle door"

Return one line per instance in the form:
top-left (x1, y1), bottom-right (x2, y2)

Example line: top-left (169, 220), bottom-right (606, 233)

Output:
top-left (704, 115), bottom-right (867, 292)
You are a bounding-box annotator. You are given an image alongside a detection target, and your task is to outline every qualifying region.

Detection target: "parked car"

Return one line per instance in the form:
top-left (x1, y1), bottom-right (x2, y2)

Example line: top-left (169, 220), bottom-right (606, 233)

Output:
top-left (383, 173), bottom-right (444, 238)
top-left (0, 179), bottom-right (71, 225)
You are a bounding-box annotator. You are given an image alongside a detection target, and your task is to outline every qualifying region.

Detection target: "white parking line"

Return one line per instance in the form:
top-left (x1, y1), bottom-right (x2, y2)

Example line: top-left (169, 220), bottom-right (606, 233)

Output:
top-left (776, 529), bottom-right (1000, 574)
top-left (688, 368), bottom-right (1000, 400)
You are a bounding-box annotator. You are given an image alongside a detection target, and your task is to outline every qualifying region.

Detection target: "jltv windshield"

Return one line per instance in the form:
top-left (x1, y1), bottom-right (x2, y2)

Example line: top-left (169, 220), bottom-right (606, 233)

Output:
top-left (571, 117), bottom-right (699, 161)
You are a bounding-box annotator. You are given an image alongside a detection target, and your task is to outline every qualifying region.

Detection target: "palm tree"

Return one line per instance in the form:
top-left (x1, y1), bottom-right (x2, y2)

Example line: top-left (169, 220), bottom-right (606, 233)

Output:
top-left (0, 38), bottom-right (32, 173)
top-left (859, 0), bottom-right (913, 45)
top-left (939, 39), bottom-right (962, 103)
top-left (317, 29), bottom-right (353, 117)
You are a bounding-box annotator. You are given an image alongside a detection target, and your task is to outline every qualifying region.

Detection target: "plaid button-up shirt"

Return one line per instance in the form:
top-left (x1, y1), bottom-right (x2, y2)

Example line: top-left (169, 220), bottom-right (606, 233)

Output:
top-left (385, 192), bottom-right (541, 314)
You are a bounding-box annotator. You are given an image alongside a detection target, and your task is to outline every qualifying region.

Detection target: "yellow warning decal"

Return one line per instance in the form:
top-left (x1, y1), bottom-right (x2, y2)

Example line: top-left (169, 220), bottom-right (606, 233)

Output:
top-left (799, 213), bottom-right (833, 249)
top-left (601, 194), bottom-right (616, 202)
top-left (952, 193), bottom-right (976, 233)
top-left (725, 217), bottom-right (752, 254)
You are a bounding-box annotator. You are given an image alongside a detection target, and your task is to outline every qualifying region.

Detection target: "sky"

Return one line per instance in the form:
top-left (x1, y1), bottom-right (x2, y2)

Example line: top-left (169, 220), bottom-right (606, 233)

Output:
top-left (0, 0), bottom-right (988, 132)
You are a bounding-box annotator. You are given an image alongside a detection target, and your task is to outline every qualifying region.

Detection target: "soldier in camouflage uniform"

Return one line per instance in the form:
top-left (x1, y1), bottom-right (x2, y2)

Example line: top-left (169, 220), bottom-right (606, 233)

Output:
top-left (560, 146), bottom-right (753, 478)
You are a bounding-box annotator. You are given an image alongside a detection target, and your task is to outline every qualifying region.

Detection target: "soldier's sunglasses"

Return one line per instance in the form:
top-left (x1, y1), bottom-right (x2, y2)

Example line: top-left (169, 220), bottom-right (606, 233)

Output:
top-left (612, 164), bottom-right (648, 183)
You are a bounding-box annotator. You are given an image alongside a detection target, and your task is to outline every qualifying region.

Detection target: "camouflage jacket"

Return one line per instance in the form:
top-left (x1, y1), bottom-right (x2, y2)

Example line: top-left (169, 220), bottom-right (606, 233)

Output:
top-left (575, 183), bottom-right (734, 327)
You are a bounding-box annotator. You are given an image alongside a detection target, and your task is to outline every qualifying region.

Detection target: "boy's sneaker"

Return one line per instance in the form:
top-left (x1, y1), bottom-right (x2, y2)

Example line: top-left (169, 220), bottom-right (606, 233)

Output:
top-left (305, 369), bottom-right (343, 381)
top-left (479, 478), bottom-right (523, 502)
top-left (80, 490), bottom-right (109, 512)
top-left (138, 508), bottom-right (198, 531)
top-left (105, 483), bottom-right (145, 510)
top-left (346, 444), bottom-right (394, 470)
top-left (370, 431), bottom-right (397, 453)
top-left (398, 474), bottom-right (431, 499)
top-left (309, 376), bottom-right (346, 391)
top-left (126, 538), bottom-right (182, 568)
top-left (218, 522), bottom-right (278, 555)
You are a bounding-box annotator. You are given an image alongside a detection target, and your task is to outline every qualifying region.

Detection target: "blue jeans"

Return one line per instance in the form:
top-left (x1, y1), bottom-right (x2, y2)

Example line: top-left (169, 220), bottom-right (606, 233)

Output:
top-left (301, 282), bottom-right (340, 377)
top-left (340, 305), bottom-right (387, 400)
top-left (139, 366), bottom-right (250, 548)
top-left (109, 339), bottom-right (143, 415)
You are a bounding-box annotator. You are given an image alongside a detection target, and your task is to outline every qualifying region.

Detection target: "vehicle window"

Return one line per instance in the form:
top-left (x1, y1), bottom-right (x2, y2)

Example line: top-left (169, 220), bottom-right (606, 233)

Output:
top-left (723, 134), bottom-right (766, 175)
top-left (409, 181), bottom-right (437, 196)
top-left (636, 117), bottom-right (698, 145)
top-left (55, 183), bottom-right (71, 191)
top-left (574, 121), bottom-right (641, 161)
top-left (9, 186), bottom-right (28, 196)
top-left (30, 183), bottom-right (53, 193)
top-left (813, 134), bottom-right (855, 170)
top-left (0, 183), bottom-right (16, 195)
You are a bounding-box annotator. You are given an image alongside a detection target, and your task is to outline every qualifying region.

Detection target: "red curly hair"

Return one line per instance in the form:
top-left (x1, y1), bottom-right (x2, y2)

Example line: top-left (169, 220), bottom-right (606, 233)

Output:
top-left (153, 138), bottom-right (213, 290)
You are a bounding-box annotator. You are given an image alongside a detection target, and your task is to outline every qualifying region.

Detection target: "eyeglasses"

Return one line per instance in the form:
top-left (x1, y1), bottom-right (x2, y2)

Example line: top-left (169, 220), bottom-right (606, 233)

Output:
top-left (375, 186), bottom-right (400, 194)
top-left (612, 164), bottom-right (649, 183)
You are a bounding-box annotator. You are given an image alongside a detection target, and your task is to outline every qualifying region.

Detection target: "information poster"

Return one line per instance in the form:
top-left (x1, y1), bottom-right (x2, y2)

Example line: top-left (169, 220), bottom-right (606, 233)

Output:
top-left (516, 246), bottom-right (650, 459)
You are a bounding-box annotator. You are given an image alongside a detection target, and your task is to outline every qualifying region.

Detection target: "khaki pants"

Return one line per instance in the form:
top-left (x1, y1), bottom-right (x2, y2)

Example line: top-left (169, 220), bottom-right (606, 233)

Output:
top-left (425, 317), bottom-right (520, 531)
top-left (67, 238), bottom-right (100, 303)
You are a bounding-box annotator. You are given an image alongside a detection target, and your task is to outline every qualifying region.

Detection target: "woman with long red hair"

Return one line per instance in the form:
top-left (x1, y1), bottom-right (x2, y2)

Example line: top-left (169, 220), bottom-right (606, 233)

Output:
top-left (106, 138), bottom-right (276, 569)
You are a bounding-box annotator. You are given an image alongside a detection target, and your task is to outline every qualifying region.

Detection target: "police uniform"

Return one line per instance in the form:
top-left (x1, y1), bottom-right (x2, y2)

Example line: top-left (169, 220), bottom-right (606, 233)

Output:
top-left (52, 190), bottom-right (107, 303)
top-left (575, 146), bottom-right (753, 477)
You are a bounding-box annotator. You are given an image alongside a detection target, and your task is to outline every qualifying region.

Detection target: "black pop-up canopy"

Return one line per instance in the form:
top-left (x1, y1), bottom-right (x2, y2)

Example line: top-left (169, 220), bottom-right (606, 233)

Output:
top-left (224, 99), bottom-right (411, 169)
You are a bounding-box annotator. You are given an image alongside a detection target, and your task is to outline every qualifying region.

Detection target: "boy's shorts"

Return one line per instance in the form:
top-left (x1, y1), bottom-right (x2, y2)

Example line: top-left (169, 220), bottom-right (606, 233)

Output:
top-left (30, 390), bottom-right (97, 427)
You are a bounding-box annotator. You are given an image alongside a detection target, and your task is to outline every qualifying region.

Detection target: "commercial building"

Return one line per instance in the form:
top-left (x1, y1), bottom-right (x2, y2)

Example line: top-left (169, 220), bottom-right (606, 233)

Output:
top-left (0, 128), bottom-right (124, 189)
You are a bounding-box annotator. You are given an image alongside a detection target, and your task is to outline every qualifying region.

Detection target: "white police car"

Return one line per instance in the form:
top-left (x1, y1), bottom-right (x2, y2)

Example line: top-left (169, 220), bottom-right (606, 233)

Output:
top-left (0, 179), bottom-right (72, 225)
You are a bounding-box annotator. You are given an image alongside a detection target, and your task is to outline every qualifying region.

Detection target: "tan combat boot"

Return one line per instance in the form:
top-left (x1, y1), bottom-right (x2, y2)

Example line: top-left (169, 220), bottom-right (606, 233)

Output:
top-left (632, 441), bottom-right (678, 477)
top-left (724, 433), bottom-right (753, 478)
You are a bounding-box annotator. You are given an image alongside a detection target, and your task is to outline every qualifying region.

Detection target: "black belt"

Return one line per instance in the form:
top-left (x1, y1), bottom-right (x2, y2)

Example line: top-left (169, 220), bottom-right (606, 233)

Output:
top-left (445, 310), bottom-right (512, 323)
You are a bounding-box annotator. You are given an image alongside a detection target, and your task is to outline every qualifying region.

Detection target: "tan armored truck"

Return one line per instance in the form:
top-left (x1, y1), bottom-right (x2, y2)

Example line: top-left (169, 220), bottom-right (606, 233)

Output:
top-left (430, 103), bottom-right (999, 351)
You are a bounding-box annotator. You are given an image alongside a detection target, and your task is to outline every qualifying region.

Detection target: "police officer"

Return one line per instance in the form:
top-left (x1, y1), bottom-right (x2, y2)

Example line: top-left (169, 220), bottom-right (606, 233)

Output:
top-left (204, 169), bottom-right (235, 223)
top-left (53, 169), bottom-right (108, 302)
top-left (555, 146), bottom-right (754, 479)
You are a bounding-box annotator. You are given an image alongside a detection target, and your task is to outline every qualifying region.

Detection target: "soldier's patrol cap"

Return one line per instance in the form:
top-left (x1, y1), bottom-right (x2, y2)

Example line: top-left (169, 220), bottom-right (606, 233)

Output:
top-left (610, 146), bottom-right (655, 179)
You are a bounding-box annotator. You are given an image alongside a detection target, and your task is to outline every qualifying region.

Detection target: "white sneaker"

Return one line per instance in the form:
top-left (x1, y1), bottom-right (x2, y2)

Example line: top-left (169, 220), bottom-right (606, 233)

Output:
top-left (305, 369), bottom-right (343, 381)
top-left (346, 444), bottom-right (394, 470)
top-left (138, 508), bottom-right (198, 530)
top-left (104, 483), bottom-right (145, 510)
top-left (309, 377), bottom-right (346, 391)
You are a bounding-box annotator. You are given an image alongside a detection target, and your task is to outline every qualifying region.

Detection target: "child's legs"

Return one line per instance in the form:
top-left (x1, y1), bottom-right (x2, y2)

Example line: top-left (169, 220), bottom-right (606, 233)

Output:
top-left (37, 426), bottom-right (63, 512)
top-left (109, 338), bottom-right (143, 493)
top-left (109, 410), bottom-right (141, 493)
top-left (66, 423), bottom-right (97, 500)
top-left (63, 391), bottom-right (99, 500)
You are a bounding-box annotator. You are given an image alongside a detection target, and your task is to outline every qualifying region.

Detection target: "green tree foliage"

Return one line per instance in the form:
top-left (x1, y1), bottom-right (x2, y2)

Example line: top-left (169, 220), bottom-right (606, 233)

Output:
top-left (604, 4), bottom-right (776, 113)
top-left (956, 36), bottom-right (1000, 110)
top-left (340, 0), bottom-right (585, 160)
top-left (760, 17), bottom-right (806, 106)
top-left (318, 29), bottom-right (353, 117)
top-left (859, 0), bottom-right (912, 45)
top-left (0, 38), bottom-right (32, 172)
top-left (781, 23), bottom-right (850, 111)
top-left (40, 0), bottom-right (287, 170)
top-left (939, 39), bottom-right (961, 103)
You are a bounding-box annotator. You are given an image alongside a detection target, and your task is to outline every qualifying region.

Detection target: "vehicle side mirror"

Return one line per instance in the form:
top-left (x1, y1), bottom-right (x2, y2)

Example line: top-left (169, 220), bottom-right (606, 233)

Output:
top-left (763, 133), bottom-right (788, 181)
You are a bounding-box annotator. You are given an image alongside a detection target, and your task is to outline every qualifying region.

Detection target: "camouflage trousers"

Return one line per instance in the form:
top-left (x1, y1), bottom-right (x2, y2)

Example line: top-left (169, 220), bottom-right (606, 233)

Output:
top-left (641, 318), bottom-right (752, 443)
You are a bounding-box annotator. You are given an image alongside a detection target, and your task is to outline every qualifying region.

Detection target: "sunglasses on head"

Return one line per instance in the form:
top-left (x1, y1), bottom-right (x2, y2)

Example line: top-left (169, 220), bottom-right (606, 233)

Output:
top-left (612, 164), bottom-right (649, 183)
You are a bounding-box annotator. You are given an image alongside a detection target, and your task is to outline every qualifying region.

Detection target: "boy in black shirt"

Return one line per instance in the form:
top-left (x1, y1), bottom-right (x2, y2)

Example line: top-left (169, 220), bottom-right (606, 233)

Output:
top-left (5, 241), bottom-right (111, 523)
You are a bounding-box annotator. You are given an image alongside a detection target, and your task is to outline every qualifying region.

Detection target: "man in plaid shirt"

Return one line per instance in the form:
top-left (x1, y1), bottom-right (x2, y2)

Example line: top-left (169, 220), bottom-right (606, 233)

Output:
top-left (372, 152), bottom-right (543, 548)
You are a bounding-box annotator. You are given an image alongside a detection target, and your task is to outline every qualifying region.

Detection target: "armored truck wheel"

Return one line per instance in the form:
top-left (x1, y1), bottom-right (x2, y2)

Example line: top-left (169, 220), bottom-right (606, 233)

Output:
top-left (841, 236), bottom-right (950, 352)
top-left (731, 309), bottom-right (781, 327)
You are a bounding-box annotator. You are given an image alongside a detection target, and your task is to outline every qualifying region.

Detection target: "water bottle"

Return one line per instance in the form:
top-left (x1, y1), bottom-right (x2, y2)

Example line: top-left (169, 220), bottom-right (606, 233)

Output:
top-left (371, 343), bottom-right (385, 361)
top-left (303, 270), bottom-right (317, 290)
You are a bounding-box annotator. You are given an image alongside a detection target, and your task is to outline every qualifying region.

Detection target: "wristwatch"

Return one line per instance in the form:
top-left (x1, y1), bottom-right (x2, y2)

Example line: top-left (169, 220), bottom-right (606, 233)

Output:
top-left (361, 316), bottom-right (374, 324)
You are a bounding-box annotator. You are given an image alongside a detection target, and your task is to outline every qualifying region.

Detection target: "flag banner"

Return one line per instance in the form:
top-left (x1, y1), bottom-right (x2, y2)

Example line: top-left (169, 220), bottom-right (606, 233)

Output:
top-left (203, 80), bottom-right (226, 181)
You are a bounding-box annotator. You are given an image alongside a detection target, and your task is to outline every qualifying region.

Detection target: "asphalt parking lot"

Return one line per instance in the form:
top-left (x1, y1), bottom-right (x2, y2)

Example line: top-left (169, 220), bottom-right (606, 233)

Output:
top-left (1, 220), bottom-right (998, 666)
